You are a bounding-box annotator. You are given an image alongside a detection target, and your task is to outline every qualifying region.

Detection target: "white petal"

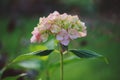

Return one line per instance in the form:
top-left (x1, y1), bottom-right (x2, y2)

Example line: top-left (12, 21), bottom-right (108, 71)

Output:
top-left (81, 22), bottom-right (85, 26)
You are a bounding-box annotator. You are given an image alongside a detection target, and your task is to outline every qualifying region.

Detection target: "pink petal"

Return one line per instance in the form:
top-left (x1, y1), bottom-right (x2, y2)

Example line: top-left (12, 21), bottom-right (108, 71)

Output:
top-left (64, 34), bottom-right (69, 40)
top-left (68, 29), bottom-right (79, 39)
top-left (56, 29), bottom-right (68, 40)
top-left (79, 31), bottom-right (87, 37)
top-left (47, 11), bottom-right (60, 21)
top-left (60, 13), bottom-right (68, 20)
top-left (60, 39), bottom-right (70, 46)
top-left (30, 36), bottom-right (37, 43)
top-left (53, 11), bottom-right (60, 15)
top-left (35, 33), bottom-right (42, 43)
top-left (50, 25), bottom-right (61, 33)
top-left (56, 34), bottom-right (63, 40)
top-left (45, 23), bottom-right (51, 29)
top-left (32, 27), bottom-right (39, 35)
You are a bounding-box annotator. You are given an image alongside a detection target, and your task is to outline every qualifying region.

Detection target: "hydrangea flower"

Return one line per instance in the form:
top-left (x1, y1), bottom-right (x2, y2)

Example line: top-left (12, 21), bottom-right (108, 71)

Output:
top-left (56, 29), bottom-right (70, 46)
top-left (31, 11), bottom-right (87, 46)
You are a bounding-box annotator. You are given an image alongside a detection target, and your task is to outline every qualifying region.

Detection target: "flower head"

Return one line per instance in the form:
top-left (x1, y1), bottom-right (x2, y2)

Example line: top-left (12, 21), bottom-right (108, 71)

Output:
top-left (30, 11), bottom-right (87, 46)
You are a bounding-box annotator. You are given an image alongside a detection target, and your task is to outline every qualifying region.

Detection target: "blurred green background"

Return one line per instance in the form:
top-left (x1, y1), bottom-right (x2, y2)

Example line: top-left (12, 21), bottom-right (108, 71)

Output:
top-left (0, 0), bottom-right (120, 80)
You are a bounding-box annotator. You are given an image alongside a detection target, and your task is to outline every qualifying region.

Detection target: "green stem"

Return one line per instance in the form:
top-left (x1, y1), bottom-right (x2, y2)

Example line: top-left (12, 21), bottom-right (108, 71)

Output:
top-left (0, 62), bottom-right (12, 80)
top-left (60, 51), bottom-right (63, 80)
top-left (0, 66), bottom-right (7, 79)
top-left (59, 43), bottom-right (68, 80)
top-left (46, 70), bottom-right (50, 80)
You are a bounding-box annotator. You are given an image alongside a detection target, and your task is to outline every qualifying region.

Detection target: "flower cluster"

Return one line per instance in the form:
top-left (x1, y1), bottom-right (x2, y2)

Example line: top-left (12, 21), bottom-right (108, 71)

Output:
top-left (31, 11), bottom-right (87, 46)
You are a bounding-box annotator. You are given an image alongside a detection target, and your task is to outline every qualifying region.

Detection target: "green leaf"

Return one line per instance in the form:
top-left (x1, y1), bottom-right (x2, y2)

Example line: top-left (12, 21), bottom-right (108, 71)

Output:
top-left (50, 56), bottom-right (81, 68)
top-left (35, 50), bottom-right (54, 56)
top-left (69, 49), bottom-right (102, 58)
top-left (18, 59), bottom-right (42, 69)
top-left (12, 50), bottom-right (54, 64)
top-left (29, 45), bottom-right (47, 52)
top-left (44, 39), bottom-right (55, 49)
top-left (0, 50), bottom-right (54, 78)
top-left (3, 73), bottom-right (26, 80)
top-left (63, 56), bottom-right (81, 64)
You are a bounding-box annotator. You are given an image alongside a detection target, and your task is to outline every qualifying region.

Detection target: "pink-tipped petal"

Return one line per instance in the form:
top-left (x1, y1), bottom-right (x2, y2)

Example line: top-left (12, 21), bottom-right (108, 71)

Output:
top-left (50, 25), bottom-right (61, 33)
top-left (53, 11), bottom-right (60, 15)
top-left (30, 36), bottom-right (37, 43)
top-left (79, 32), bottom-right (87, 37)
top-left (56, 29), bottom-right (68, 40)
top-left (32, 27), bottom-right (39, 35)
top-left (79, 30), bottom-right (87, 37)
top-left (68, 29), bottom-right (80, 39)
top-left (60, 13), bottom-right (68, 20)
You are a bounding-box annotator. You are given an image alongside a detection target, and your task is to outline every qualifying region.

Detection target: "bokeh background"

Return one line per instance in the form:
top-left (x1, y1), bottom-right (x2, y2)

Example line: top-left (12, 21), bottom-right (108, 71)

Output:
top-left (0, 0), bottom-right (120, 80)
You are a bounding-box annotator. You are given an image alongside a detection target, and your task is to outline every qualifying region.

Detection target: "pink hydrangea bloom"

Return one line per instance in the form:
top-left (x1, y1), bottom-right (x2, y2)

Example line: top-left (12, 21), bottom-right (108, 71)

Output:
top-left (50, 24), bottom-right (61, 33)
top-left (47, 11), bottom-right (60, 21)
top-left (79, 30), bottom-right (87, 37)
top-left (30, 11), bottom-right (87, 46)
top-left (60, 13), bottom-right (68, 20)
top-left (30, 27), bottom-right (41, 43)
top-left (30, 27), bottom-right (48, 43)
top-left (68, 28), bottom-right (80, 40)
top-left (56, 29), bottom-right (70, 46)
